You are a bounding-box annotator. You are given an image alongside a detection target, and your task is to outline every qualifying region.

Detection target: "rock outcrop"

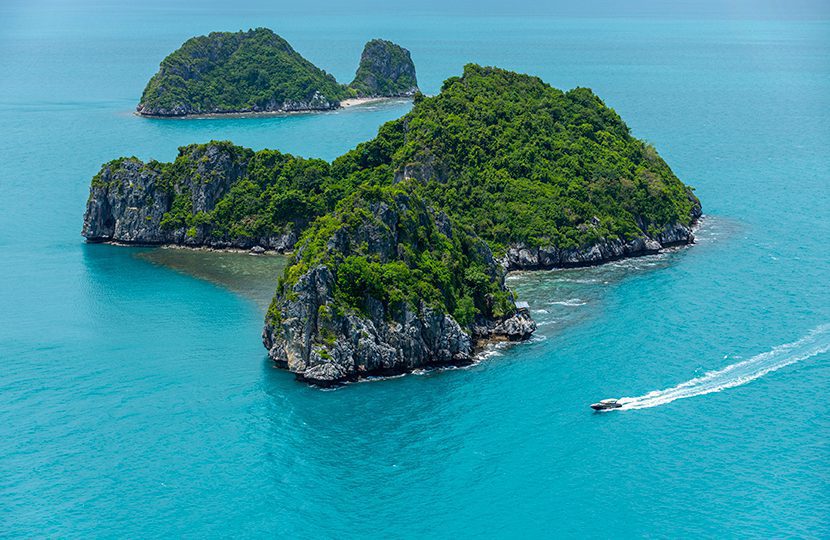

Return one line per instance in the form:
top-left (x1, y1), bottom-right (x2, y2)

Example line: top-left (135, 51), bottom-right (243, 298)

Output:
top-left (349, 39), bottom-right (419, 97)
top-left (262, 189), bottom-right (535, 385)
top-left (82, 142), bottom-right (302, 251)
top-left (503, 206), bottom-right (702, 270)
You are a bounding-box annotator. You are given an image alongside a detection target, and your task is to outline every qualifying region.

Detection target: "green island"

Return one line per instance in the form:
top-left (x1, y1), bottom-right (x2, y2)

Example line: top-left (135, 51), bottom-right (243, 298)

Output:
top-left (349, 39), bottom-right (419, 97)
top-left (86, 64), bottom-right (701, 384)
top-left (137, 28), bottom-right (418, 117)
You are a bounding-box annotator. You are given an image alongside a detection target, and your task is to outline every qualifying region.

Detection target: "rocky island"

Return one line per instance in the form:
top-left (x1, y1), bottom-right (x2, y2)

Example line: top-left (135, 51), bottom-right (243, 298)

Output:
top-left (350, 39), bottom-right (419, 97)
top-left (136, 28), bottom-right (419, 117)
top-left (86, 64), bottom-right (701, 384)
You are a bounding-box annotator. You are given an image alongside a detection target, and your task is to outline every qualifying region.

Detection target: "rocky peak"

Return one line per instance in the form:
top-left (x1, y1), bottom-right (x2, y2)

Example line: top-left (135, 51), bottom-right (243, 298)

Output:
top-left (349, 39), bottom-right (419, 97)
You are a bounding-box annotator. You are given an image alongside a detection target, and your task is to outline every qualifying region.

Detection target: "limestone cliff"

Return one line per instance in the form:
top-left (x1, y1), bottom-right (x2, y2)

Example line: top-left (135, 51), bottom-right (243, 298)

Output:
top-left (502, 206), bottom-right (702, 270)
top-left (262, 188), bottom-right (535, 385)
top-left (82, 142), bottom-right (313, 251)
top-left (349, 39), bottom-right (419, 97)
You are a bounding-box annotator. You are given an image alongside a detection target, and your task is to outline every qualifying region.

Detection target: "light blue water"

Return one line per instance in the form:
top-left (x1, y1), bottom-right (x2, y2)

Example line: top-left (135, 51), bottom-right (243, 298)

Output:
top-left (1, 3), bottom-right (829, 537)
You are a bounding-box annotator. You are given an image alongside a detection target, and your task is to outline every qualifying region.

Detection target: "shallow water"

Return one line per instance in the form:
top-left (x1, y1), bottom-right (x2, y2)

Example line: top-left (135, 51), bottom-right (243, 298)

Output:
top-left (1, 4), bottom-right (829, 538)
top-left (138, 249), bottom-right (289, 311)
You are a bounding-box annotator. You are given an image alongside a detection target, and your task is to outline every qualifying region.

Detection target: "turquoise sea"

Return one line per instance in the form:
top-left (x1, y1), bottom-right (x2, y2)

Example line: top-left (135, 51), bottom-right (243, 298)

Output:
top-left (1, 2), bottom-right (829, 537)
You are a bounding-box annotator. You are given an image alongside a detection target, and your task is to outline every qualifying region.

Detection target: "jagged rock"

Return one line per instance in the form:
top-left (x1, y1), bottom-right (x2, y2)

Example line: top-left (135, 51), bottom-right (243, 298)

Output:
top-left (250, 246), bottom-right (266, 255)
top-left (82, 142), bottom-right (299, 252)
top-left (262, 191), bottom-right (535, 385)
top-left (501, 217), bottom-right (699, 271)
top-left (349, 39), bottom-right (419, 97)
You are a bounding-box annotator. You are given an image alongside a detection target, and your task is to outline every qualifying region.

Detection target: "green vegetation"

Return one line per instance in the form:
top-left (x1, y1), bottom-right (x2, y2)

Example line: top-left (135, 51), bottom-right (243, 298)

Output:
top-left (350, 39), bottom-right (419, 97)
top-left (273, 185), bottom-right (514, 324)
top-left (334, 64), bottom-right (699, 253)
top-left (138, 28), bottom-right (352, 115)
top-left (137, 29), bottom-right (421, 116)
top-left (102, 64), bottom-right (700, 328)
top-left (93, 141), bottom-right (342, 242)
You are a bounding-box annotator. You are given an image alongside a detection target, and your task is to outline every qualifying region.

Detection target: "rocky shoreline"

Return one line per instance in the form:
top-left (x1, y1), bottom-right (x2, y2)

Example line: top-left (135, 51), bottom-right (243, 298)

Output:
top-left (260, 193), bottom-right (538, 387)
top-left (136, 96), bottom-right (408, 119)
top-left (86, 63), bottom-right (704, 388)
top-left (83, 148), bottom-right (700, 387)
top-left (257, 218), bottom-right (701, 387)
top-left (501, 214), bottom-right (702, 272)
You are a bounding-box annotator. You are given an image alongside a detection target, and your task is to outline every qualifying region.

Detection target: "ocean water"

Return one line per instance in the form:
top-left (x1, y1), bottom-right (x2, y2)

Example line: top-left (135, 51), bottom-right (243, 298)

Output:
top-left (1, 3), bottom-right (829, 537)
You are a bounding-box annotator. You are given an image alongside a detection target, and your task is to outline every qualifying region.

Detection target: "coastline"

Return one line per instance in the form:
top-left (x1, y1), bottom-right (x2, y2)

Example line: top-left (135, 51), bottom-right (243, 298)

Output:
top-left (134, 96), bottom-right (410, 120)
top-left (500, 215), bottom-right (702, 272)
top-left (313, 225), bottom-right (704, 387)
top-left (89, 239), bottom-right (293, 256)
top-left (88, 217), bottom-right (700, 387)
top-left (86, 216), bottom-right (700, 265)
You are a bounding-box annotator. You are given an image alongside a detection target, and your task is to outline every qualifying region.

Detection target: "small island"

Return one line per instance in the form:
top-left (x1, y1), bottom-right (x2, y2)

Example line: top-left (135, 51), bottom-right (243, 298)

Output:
top-left (136, 28), bottom-right (419, 117)
top-left (87, 65), bottom-right (701, 384)
top-left (350, 39), bottom-right (419, 97)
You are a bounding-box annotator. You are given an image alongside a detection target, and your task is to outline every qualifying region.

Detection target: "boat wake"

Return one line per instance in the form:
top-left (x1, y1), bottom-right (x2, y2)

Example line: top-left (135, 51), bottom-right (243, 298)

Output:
top-left (618, 324), bottom-right (830, 410)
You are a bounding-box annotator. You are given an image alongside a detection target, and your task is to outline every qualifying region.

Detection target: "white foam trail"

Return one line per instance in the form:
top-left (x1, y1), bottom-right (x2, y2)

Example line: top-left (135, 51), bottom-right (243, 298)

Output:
top-left (618, 324), bottom-right (830, 410)
top-left (549, 298), bottom-right (587, 307)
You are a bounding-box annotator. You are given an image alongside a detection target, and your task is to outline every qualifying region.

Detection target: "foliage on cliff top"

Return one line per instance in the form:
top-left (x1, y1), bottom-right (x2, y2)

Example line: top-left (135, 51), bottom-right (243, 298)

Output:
top-left (272, 184), bottom-right (514, 326)
top-left (335, 64), bottom-right (699, 251)
top-left (138, 28), bottom-right (351, 114)
top-left (92, 141), bottom-right (343, 241)
top-left (349, 39), bottom-right (418, 97)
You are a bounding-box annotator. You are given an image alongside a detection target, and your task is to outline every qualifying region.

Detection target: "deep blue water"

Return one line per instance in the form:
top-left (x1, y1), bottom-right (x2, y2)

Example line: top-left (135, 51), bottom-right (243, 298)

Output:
top-left (1, 4), bottom-right (829, 537)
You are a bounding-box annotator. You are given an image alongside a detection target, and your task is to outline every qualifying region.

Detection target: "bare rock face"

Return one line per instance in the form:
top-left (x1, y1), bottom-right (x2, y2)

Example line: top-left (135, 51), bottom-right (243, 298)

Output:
top-left (262, 193), bottom-right (535, 386)
top-left (81, 142), bottom-right (298, 251)
top-left (349, 39), bottom-right (419, 97)
top-left (82, 159), bottom-right (173, 244)
top-left (502, 205), bottom-right (702, 271)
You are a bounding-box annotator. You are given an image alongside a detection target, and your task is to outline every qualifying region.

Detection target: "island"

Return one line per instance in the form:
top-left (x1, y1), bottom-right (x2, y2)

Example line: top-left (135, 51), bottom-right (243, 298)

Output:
top-left (350, 39), bottom-right (419, 97)
top-left (86, 65), bottom-right (701, 384)
top-left (136, 28), bottom-right (419, 117)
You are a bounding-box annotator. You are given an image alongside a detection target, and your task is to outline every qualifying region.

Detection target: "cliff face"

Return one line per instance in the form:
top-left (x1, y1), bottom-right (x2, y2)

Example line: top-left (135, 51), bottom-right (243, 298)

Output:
top-left (82, 142), bottom-right (301, 250)
top-left (349, 39), bottom-right (419, 97)
top-left (262, 189), bottom-right (535, 385)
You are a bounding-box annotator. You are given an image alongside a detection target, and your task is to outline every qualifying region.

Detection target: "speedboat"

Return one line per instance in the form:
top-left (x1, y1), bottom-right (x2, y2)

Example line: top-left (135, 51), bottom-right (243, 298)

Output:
top-left (590, 398), bottom-right (622, 411)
